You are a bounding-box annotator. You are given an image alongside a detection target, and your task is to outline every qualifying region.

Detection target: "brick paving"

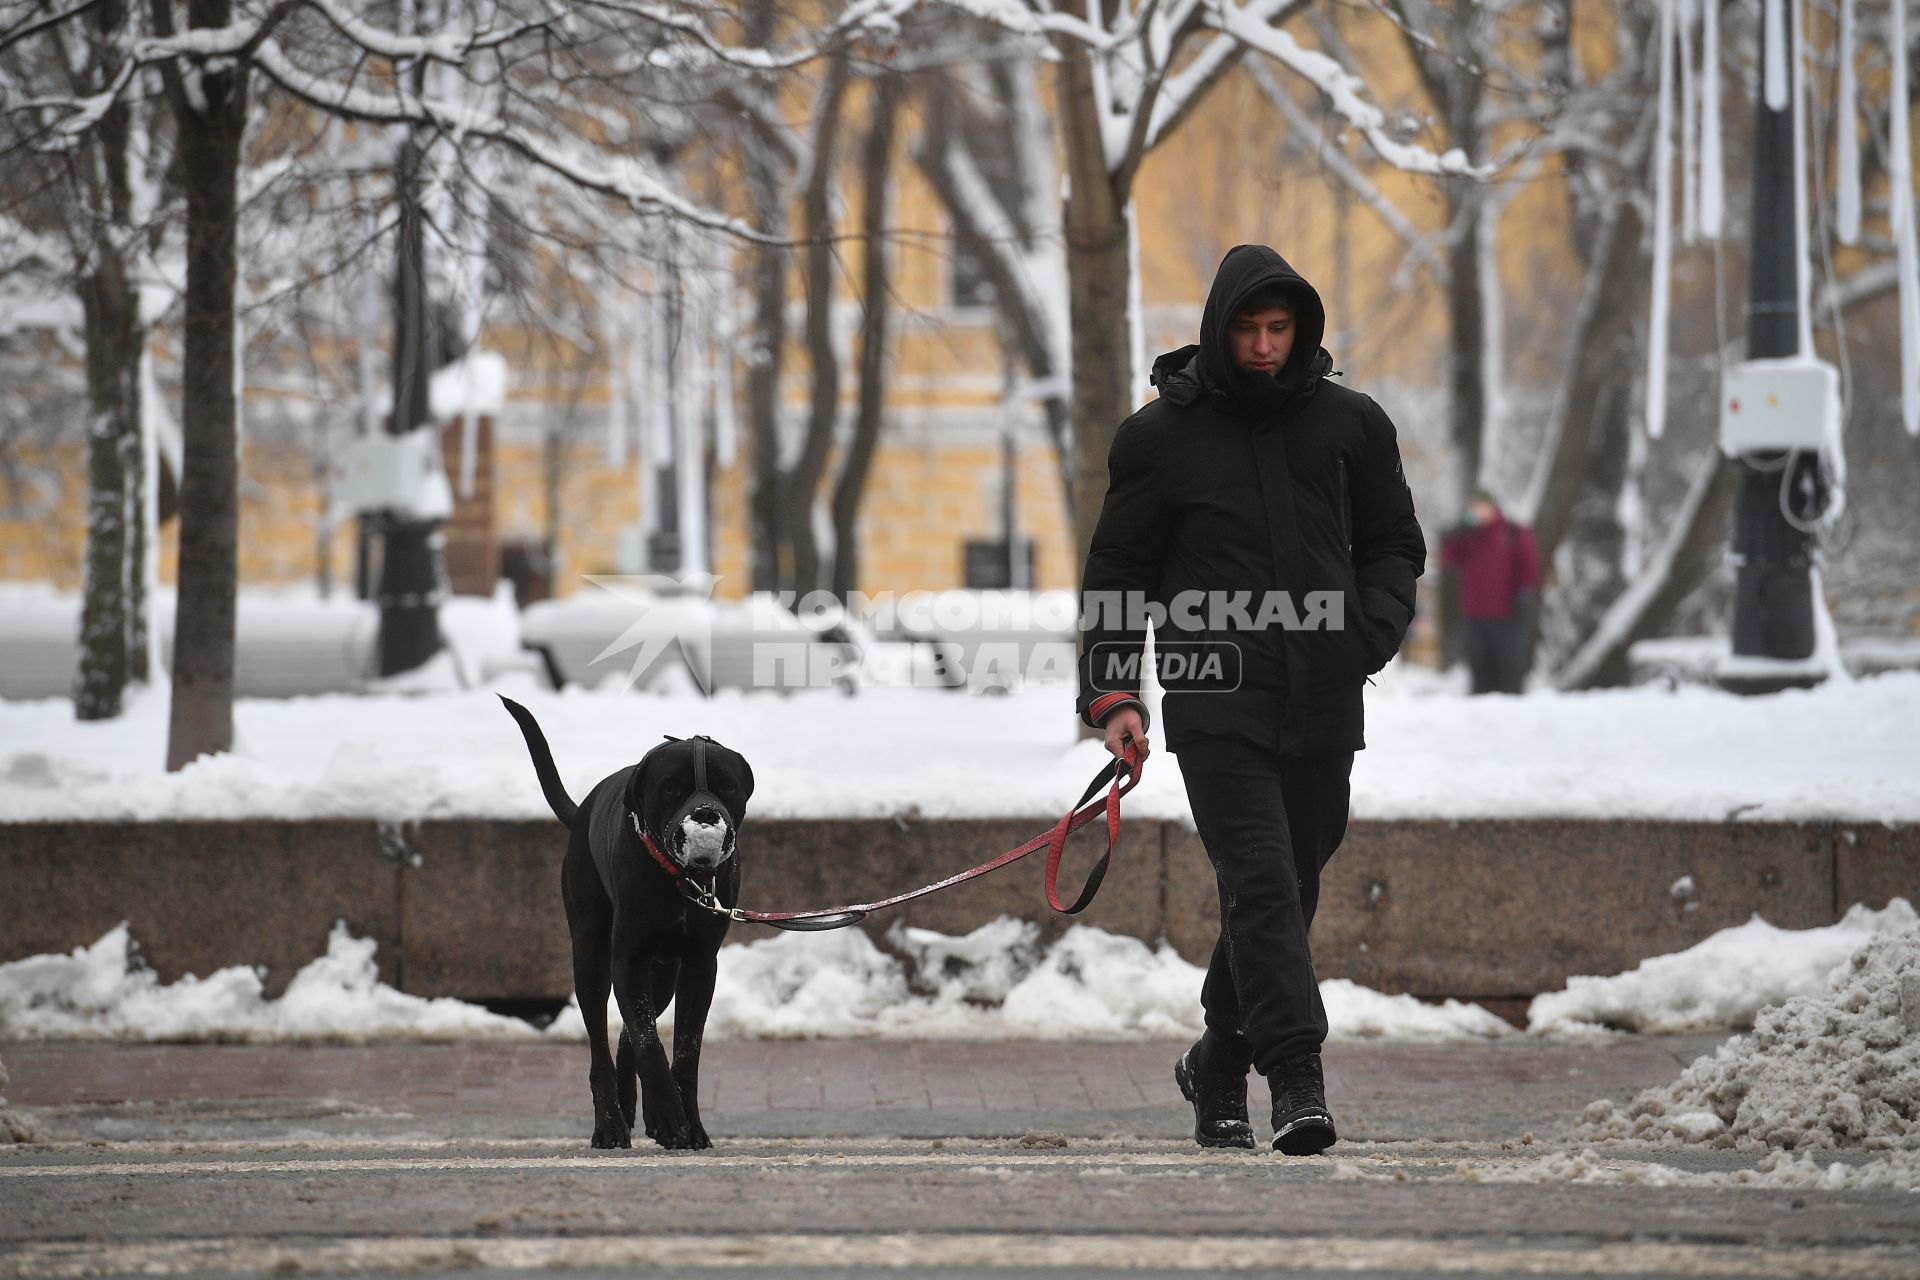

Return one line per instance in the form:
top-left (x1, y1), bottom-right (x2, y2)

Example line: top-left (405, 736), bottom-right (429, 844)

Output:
top-left (6, 1035), bottom-right (1716, 1145)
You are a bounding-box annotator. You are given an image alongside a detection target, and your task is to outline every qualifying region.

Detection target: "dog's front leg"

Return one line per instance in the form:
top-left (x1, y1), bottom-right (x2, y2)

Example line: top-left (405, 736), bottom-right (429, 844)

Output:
top-left (611, 940), bottom-right (692, 1149)
top-left (564, 864), bottom-right (627, 1148)
top-left (671, 950), bottom-right (718, 1150)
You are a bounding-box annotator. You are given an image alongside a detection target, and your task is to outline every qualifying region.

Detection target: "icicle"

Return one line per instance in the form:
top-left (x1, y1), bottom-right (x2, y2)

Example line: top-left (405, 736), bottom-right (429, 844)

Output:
top-left (357, 239), bottom-right (381, 439)
top-left (712, 272), bottom-right (738, 470)
top-left (1890, 0), bottom-right (1920, 433)
top-left (1837, 0), bottom-right (1861, 244)
top-left (1699, 0), bottom-right (1723, 237)
top-left (676, 287), bottom-right (708, 578)
top-left (1647, 0), bottom-right (1676, 439)
top-left (606, 311), bottom-right (629, 468)
top-left (232, 310), bottom-right (245, 457)
top-left (1678, 0), bottom-right (1699, 242)
top-left (653, 290), bottom-right (675, 467)
top-left (1125, 203), bottom-right (1146, 397)
top-left (1477, 202), bottom-right (1506, 467)
top-left (1763, 0), bottom-right (1789, 111)
top-left (1793, 0), bottom-right (1814, 359)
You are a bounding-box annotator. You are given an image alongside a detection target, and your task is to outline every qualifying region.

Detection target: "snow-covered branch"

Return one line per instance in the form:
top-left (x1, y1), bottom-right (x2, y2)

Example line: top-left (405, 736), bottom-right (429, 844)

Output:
top-left (932, 0), bottom-right (1116, 51)
top-left (1246, 59), bottom-right (1448, 287)
top-left (0, 0), bottom-right (110, 56)
top-left (1208, 2), bottom-right (1483, 177)
top-left (243, 40), bottom-right (773, 245)
top-left (1141, 0), bottom-right (1298, 154)
top-left (924, 127), bottom-right (1049, 344)
top-left (584, 0), bottom-right (918, 71)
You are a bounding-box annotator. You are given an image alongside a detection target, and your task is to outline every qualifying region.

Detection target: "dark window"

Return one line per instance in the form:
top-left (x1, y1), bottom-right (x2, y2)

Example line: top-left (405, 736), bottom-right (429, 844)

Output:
top-left (949, 240), bottom-right (997, 310)
top-left (963, 538), bottom-right (1034, 589)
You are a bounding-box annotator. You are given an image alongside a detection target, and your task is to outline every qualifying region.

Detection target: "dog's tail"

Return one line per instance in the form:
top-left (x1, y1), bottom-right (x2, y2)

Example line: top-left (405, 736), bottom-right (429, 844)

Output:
top-left (498, 695), bottom-right (578, 827)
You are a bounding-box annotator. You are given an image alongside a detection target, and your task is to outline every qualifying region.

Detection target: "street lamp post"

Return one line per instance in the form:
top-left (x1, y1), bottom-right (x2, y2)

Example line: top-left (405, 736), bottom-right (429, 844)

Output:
top-left (1720, 2), bottom-right (1828, 694)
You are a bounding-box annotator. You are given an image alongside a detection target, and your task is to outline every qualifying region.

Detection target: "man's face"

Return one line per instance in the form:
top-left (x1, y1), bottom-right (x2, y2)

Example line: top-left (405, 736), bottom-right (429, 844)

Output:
top-left (1228, 305), bottom-right (1294, 375)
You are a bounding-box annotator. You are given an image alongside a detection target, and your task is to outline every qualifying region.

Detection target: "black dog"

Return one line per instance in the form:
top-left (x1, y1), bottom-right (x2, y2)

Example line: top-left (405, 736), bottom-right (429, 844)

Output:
top-left (500, 696), bottom-right (754, 1150)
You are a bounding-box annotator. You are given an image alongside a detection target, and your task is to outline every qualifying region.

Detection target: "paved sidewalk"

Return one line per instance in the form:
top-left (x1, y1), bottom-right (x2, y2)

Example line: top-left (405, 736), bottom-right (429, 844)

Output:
top-left (2, 1037), bottom-right (1722, 1145)
top-left (3, 1037), bottom-right (1918, 1279)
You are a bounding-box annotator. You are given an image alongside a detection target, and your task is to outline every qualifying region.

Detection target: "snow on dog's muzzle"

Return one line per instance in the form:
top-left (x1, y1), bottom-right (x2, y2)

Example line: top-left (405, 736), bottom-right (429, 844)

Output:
top-left (675, 806), bottom-right (733, 869)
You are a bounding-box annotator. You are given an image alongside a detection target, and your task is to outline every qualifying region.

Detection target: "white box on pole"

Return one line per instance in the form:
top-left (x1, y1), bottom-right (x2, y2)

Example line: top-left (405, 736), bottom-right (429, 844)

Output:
top-left (331, 427), bottom-right (453, 521)
top-left (1719, 358), bottom-right (1839, 454)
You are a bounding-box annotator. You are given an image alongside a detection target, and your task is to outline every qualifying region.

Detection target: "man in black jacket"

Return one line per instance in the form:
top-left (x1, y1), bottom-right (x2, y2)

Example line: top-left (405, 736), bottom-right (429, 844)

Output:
top-left (1076, 244), bottom-right (1425, 1154)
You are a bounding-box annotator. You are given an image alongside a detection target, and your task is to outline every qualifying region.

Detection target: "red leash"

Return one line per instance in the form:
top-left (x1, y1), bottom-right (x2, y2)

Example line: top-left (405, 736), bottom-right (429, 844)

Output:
top-left (646, 743), bottom-right (1144, 932)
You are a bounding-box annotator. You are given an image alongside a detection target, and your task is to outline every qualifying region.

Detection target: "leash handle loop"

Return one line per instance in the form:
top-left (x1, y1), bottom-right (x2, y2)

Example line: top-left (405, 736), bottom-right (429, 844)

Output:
top-left (701, 740), bottom-right (1143, 932)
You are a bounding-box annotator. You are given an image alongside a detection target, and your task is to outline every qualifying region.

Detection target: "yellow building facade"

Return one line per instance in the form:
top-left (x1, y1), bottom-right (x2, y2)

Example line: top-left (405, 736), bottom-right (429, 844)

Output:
top-left (1, 12), bottom-right (1593, 607)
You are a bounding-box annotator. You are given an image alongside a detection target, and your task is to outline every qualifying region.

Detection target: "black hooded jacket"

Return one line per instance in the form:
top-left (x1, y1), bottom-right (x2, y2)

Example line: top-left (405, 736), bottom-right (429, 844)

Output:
top-left (1075, 245), bottom-right (1427, 755)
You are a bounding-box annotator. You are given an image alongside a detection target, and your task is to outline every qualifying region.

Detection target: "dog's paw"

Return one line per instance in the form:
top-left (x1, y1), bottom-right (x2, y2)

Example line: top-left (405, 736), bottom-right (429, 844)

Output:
top-left (686, 1122), bottom-right (712, 1151)
top-left (645, 1117), bottom-right (696, 1150)
top-left (590, 1116), bottom-right (632, 1150)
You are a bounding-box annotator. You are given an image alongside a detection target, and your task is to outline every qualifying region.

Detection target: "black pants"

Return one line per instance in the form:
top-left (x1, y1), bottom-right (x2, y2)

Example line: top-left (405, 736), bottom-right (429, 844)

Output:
top-left (1176, 738), bottom-right (1354, 1077)
top-left (1462, 616), bottom-right (1527, 694)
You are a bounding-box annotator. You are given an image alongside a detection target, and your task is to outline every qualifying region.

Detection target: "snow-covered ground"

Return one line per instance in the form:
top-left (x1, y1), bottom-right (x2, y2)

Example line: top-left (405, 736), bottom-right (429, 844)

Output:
top-left (3, 669), bottom-right (1918, 824)
top-left (3, 908), bottom-right (1909, 1048)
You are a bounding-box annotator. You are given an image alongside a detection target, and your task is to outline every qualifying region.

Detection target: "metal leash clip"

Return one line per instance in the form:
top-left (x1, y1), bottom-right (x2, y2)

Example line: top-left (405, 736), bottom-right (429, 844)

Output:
top-left (680, 877), bottom-right (746, 923)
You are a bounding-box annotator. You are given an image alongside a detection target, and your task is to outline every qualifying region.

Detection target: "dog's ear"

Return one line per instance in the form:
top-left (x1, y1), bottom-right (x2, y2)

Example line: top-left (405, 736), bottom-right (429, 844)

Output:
top-left (627, 741), bottom-right (669, 834)
top-left (727, 747), bottom-right (755, 808)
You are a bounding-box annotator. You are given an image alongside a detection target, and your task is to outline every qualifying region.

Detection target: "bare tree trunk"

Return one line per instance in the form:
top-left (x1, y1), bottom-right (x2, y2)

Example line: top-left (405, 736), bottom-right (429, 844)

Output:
top-left (741, 0), bottom-right (790, 594)
top-left (1064, 222), bottom-right (1133, 572)
top-left (744, 174), bottom-right (789, 593)
top-left (1526, 0), bottom-right (1664, 675)
top-left (1556, 453), bottom-right (1736, 689)
top-left (313, 449), bottom-right (336, 599)
top-left (163, 5), bottom-right (248, 771)
top-left (124, 358), bottom-right (148, 684)
top-left (72, 0), bottom-right (146, 715)
top-left (1557, 380), bottom-right (1631, 649)
top-left (1056, 47), bottom-right (1134, 576)
top-left (831, 72), bottom-right (900, 604)
top-left (1526, 197), bottom-right (1646, 568)
top-left (75, 251), bottom-right (140, 719)
top-left (1444, 187), bottom-right (1486, 514)
top-left (543, 424), bottom-right (564, 579)
top-left (787, 52), bottom-right (850, 597)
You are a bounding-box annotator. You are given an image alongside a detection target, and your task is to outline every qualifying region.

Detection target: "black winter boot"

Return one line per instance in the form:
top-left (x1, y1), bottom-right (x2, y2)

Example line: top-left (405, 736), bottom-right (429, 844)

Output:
top-left (1174, 1041), bottom-right (1255, 1149)
top-left (1266, 1051), bottom-right (1337, 1155)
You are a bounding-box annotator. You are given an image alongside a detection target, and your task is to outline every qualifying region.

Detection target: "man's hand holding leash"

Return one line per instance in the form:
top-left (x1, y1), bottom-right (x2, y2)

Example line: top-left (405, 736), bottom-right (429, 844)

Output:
top-left (1103, 706), bottom-right (1150, 770)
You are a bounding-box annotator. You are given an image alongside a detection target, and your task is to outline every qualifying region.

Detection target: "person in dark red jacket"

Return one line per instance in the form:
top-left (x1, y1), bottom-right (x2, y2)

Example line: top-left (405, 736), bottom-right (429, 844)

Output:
top-left (1075, 245), bottom-right (1425, 1157)
top-left (1440, 491), bottom-right (1539, 694)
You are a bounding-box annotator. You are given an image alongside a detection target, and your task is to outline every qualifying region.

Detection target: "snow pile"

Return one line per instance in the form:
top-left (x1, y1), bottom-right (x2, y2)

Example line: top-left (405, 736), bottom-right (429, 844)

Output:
top-left (1581, 921), bottom-right (1920, 1151)
top-left (440, 584), bottom-right (537, 686)
top-left (0, 924), bottom-right (540, 1043)
top-left (2, 920), bottom-right (1508, 1045)
top-left (0, 1051), bottom-right (47, 1143)
top-left (552, 918), bottom-right (1510, 1043)
top-left (1323, 979), bottom-right (1513, 1040)
top-left (1528, 900), bottom-right (1919, 1035)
